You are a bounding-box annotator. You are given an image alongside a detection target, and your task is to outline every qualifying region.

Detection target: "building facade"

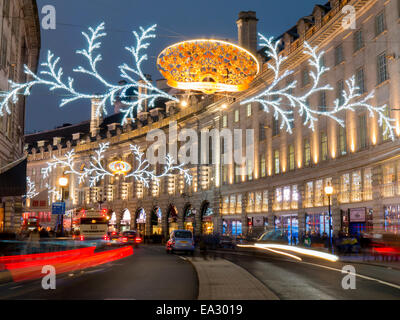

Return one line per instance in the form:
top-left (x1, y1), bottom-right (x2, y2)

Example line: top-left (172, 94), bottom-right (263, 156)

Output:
top-left (25, 0), bottom-right (400, 240)
top-left (0, 0), bottom-right (40, 232)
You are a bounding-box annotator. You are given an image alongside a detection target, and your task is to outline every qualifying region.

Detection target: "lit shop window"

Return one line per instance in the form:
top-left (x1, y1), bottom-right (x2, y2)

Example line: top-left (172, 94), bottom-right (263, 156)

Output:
top-left (107, 185), bottom-right (114, 202)
top-left (304, 139), bottom-right (311, 167)
top-left (168, 176), bottom-right (175, 195)
top-left (255, 192), bottom-right (262, 212)
top-left (230, 195), bottom-right (236, 214)
top-left (274, 150), bottom-right (280, 174)
top-left (247, 104), bottom-right (252, 117)
top-left (151, 179), bottom-right (159, 198)
top-left (351, 171), bottom-right (362, 202)
top-left (305, 182), bottom-right (314, 208)
top-left (262, 190), bottom-right (269, 212)
top-left (364, 168), bottom-right (373, 200)
top-left (260, 154), bottom-right (266, 178)
top-left (283, 186), bottom-right (291, 210)
top-left (314, 180), bottom-right (324, 207)
top-left (274, 188), bottom-right (282, 211)
top-left (292, 185), bottom-right (299, 210)
top-left (236, 194), bottom-right (242, 214)
top-left (136, 181), bottom-right (143, 199)
top-left (247, 192), bottom-right (255, 213)
top-left (340, 173), bottom-right (350, 203)
top-left (383, 164), bottom-right (396, 197)
top-left (222, 196), bottom-right (229, 215)
top-left (288, 145), bottom-right (295, 171)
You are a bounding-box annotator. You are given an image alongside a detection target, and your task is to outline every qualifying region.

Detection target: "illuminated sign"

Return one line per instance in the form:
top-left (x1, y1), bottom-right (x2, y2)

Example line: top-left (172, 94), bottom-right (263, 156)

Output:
top-left (108, 161), bottom-right (132, 175)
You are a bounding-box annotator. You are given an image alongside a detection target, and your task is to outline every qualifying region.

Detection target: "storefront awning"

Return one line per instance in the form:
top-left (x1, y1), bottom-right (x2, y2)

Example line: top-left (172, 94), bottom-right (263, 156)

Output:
top-left (0, 157), bottom-right (27, 197)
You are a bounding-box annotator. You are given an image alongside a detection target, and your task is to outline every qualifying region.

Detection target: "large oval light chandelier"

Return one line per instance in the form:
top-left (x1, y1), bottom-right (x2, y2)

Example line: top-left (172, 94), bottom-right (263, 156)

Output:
top-left (157, 39), bottom-right (260, 94)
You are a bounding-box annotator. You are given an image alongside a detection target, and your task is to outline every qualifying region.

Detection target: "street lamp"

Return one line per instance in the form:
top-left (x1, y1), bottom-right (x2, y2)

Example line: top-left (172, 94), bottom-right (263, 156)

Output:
top-left (59, 175), bottom-right (69, 236)
top-left (324, 184), bottom-right (334, 254)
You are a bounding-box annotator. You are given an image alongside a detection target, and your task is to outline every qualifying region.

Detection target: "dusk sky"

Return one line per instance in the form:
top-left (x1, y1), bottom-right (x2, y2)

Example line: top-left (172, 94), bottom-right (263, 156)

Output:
top-left (26, 0), bottom-right (323, 133)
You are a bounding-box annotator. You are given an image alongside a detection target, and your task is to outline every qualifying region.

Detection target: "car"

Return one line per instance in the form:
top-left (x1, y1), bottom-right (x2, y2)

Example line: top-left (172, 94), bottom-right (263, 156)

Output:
top-left (166, 230), bottom-right (195, 255)
top-left (219, 236), bottom-right (236, 249)
top-left (118, 230), bottom-right (142, 247)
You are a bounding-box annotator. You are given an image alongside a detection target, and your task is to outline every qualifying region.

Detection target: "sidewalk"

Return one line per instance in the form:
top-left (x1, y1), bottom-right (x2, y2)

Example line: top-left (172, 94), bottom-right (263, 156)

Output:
top-left (188, 257), bottom-right (279, 300)
top-left (339, 255), bottom-right (400, 270)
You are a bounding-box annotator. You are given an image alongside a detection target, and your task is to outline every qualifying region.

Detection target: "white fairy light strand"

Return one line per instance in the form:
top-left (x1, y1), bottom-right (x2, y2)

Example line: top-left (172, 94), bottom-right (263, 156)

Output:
top-left (242, 35), bottom-right (397, 141)
top-left (45, 183), bottom-right (61, 203)
top-left (25, 177), bottom-right (39, 199)
top-left (41, 142), bottom-right (192, 188)
top-left (0, 23), bottom-right (178, 124)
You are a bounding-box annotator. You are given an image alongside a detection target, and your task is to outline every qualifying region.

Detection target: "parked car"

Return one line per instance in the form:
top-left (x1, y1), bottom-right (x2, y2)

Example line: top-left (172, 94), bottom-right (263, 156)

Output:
top-left (166, 230), bottom-right (195, 255)
top-left (118, 230), bottom-right (142, 247)
top-left (218, 236), bottom-right (236, 249)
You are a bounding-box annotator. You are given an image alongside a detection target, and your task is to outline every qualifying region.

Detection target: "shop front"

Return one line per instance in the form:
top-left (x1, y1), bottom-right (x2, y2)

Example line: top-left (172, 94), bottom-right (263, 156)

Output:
top-left (201, 201), bottom-right (214, 235)
top-left (183, 205), bottom-right (196, 233)
top-left (341, 207), bottom-right (373, 236)
top-left (247, 215), bottom-right (269, 237)
top-left (384, 205), bottom-right (400, 234)
top-left (120, 209), bottom-right (132, 232)
top-left (274, 214), bottom-right (298, 245)
top-left (22, 211), bottom-right (52, 231)
top-left (109, 211), bottom-right (117, 232)
top-left (222, 218), bottom-right (242, 237)
top-left (135, 208), bottom-right (146, 235)
top-left (151, 207), bottom-right (162, 235)
top-left (167, 205), bottom-right (178, 235)
top-left (306, 212), bottom-right (330, 236)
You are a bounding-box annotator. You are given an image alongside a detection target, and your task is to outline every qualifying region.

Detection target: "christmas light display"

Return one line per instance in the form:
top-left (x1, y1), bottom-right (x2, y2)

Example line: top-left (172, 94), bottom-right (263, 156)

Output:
top-left (241, 35), bottom-right (397, 140)
top-left (24, 177), bottom-right (39, 199)
top-left (0, 23), bottom-right (178, 124)
top-left (41, 143), bottom-right (192, 188)
top-left (45, 183), bottom-right (61, 202)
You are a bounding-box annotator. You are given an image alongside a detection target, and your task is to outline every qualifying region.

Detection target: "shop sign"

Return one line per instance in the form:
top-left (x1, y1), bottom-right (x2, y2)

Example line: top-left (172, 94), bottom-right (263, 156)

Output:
top-left (253, 216), bottom-right (264, 227)
top-left (202, 216), bottom-right (212, 222)
top-left (350, 208), bottom-right (366, 222)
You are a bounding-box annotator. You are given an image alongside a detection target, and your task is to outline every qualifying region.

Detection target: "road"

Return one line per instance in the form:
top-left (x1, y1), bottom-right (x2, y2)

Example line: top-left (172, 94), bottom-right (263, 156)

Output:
top-left (0, 245), bottom-right (198, 300)
top-left (0, 244), bottom-right (399, 300)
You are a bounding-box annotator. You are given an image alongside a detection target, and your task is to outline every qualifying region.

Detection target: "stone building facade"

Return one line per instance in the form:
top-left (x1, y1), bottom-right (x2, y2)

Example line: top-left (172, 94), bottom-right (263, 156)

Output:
top-left (25, 0), bottom-right (400, 241)
top-left (0, 0), bottom-right (40, 232)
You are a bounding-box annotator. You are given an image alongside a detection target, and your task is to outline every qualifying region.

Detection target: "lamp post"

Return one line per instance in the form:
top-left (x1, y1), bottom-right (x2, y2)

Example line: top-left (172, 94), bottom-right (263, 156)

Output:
top-left (59, 175), bottom-right (69, 236)
top-left (324, 184), bottom-right (334, 254)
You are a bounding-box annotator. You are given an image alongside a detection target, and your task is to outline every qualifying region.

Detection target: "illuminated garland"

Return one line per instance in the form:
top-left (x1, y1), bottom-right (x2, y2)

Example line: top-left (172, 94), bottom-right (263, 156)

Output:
top-left (45, 183), bottom-right (61, 203)
top-left (24, 177), bottom-right (39, 199)
top-left (0, 23), bottom-right (178, 124)
top-left (41, 143), bottom-right (192, 188)
top-left (241, 35), bottom-right (397, 140)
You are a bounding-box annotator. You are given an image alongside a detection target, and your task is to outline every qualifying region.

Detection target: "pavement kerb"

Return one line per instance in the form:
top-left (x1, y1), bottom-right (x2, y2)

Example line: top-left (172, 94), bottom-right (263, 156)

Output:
top-left (187, 257), bottom-right (279, 300)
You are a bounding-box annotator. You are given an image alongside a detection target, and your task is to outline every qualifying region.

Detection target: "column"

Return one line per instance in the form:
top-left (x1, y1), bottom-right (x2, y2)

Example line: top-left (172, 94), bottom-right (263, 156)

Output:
top-left (372, 164), bottom-right (384, 231)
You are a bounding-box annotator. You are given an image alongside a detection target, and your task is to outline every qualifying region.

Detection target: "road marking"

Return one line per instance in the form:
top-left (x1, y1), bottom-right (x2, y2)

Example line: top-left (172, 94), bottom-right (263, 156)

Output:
top-left (178, 256), bottom-right (187, 261)
top-left (301, 261), bottom-right (400, 290)
top-left (9, 285), bottom-right (22, 290)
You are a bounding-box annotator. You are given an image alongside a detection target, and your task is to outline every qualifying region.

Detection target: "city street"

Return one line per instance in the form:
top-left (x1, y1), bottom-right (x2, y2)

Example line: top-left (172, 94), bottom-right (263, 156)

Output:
top-left (0, 244), bottom-right (399, 300)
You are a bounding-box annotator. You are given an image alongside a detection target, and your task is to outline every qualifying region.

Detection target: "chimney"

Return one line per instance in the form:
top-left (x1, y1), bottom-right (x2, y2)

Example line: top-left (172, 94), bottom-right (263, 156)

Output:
top-left (90, 98), bottom-right (103, 136)
top-left (237, 11), bottom-right (258, 53)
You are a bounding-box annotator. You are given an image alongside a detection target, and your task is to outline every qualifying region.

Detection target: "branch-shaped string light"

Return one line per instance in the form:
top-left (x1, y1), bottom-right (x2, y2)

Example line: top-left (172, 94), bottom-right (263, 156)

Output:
top-left (41, 143), bottom-right (192, 188)
top-left (45, 183), bottom-right (61, 203)
top-left (24, 177), bottom-right (39, 199)
top-left (242, 35), bottom-right (397, 140)
top-left (0, 23), bottom-right (178, 124)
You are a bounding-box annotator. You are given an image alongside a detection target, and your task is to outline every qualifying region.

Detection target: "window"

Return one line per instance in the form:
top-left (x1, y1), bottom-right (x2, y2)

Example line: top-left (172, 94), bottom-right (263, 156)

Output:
top-left (334, 45), bottom-right (344, 65)
top-left (222, 115), bottom-right (227, 128)
top-left (382, 106), bottom-right (391, 141)
top-left (305, 182), bottom-right (314, 208)
top-left (383, 164), bottom-right (395, 197)
top-left (255, 192), bottom-right (262, 212)
top-left (338, 125), bottom-right (347, 155)
top-left (340, 173), bottom-right (350, 203)
top-left (288, 145), bottom-right (295, 171)
top-left (260, 154), bottom-right (266, 178)
top-left (364, 168), bottom-right (373, 201)
top-left (358, 114), bottom-right (367, 149)
top-left (336, 80), bottom-right (344, 105)
top-left (283, 186), bottom-right (291, 210)
top-left (302, 68), bottom-right (310, 87)
top-left (247, 160), bottom-right (253, 181)
top-left (262, 190), bottom-right (269, 212)
top-left (377, 52), bottom-right (389, 84)
top-left (320, 132), bottom-right (328, 161)
top-left (291, 185), bottom-right (298, 209)
top-left (354, 30), bottom-right (364, 52)
top-left (352, 171), bottom-right (362, 202)
top-left (234, 109), bottom-right (240, 123)
top-left (247, 192), bottom-right (255, 213)
top-left (315, 180), bottom-right (324, 206)
top-left (274, 150), bottom-right (280, 175)
top-left (259, 123), bottom-right (266, 141)
top-left (304, 139), bottom-right (311, 167)
top-left (222, 165), bottom-right (228, 185)
top-left (230, 195), bottom-right (236, 213)
top-left (375, 11), bottom-right (386, 36)
top-left (272, 117), bottom-right (280, 136)
top-left (355, 68), bottom-right (365, 94)
top-left (274, 188), bottom-right (282, 211)
top-left (247, 104), bottom-right (252, 117)
top-left (0, 35), bottom-right (8, 69)
top-left (319, 91), bottom-right (327, 112)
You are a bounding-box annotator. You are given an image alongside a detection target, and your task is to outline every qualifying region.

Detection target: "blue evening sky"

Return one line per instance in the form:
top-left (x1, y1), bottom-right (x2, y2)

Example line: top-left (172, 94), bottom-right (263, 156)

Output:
top-left (26, 0), bottom-right (323, 133)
